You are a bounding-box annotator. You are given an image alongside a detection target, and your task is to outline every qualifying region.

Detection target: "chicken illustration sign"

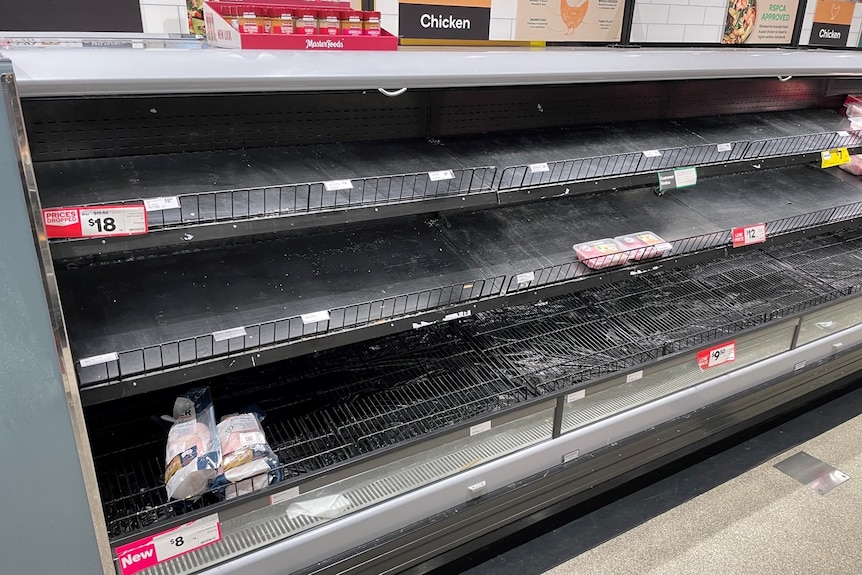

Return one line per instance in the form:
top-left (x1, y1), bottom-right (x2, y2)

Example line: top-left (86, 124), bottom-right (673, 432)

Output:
top-left (398, 0), bottom-right (626, 41)
top-left (510, 0), bottom-right (626, 41)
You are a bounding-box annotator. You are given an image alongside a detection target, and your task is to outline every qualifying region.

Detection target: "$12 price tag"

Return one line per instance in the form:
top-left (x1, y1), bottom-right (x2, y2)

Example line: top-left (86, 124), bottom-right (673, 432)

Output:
top-left (697, 341), bottom-right (736, 370)
top-left (42, 205), bottom-right (148, 239)
top-left (115, 514), bottom-right (221, 575)
top-left (732, 223), bottom-right (766, 248)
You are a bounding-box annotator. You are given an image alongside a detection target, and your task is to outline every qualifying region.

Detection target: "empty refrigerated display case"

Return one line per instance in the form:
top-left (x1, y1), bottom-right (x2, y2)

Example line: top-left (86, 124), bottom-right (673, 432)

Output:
top-left (6, 46), bottom-right (862, 575)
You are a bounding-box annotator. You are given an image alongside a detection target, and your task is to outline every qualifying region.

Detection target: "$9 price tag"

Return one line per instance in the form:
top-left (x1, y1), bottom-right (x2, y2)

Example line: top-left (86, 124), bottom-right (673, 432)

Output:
top-left (115, 514), bottom-right (221, 575)
top-left (43, 205), bottom-right (148, 239)
top-left (697, 341), bottom-right (736, 370)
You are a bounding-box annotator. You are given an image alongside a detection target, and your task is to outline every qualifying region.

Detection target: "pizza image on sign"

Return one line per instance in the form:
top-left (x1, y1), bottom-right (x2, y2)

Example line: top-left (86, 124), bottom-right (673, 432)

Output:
top-left (723, 0), bottom-right (757, 43)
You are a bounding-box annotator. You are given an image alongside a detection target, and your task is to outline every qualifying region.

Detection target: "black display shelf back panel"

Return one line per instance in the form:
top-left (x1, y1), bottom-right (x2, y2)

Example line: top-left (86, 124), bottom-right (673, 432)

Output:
top-left (83, 227), bottom-right (862, 542)
top-left (22, 77), bottom-right (844, 162)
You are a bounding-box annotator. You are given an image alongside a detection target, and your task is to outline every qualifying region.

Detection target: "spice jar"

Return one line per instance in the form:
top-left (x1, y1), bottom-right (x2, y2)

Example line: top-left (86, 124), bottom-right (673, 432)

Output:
top-left (341, 10), bottom-right (362, 36)
top-left (273, 8), bottom-right (294, 34)
top-left (295, 9), bottom-right (318, 35)
top-left (362, 11), bottom-right (381, 36)
top-left (238, 6), bottom-right (262, 34)
top-left (263, 7), bottom-right (274, 34)
top-left (224, 5), bottom-right (240, 29)
top-left (318, 9), bottom-right (340, 35)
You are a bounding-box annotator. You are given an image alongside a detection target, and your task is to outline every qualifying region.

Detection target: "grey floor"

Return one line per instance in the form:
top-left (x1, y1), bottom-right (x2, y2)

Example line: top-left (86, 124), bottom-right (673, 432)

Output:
top-left (456, 382), bottom-right (862, 575)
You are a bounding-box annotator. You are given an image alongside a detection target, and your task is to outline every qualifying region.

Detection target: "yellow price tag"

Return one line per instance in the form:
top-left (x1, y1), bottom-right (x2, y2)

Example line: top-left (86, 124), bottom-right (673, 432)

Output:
top-left (821, 148), bottom-right (851, 168)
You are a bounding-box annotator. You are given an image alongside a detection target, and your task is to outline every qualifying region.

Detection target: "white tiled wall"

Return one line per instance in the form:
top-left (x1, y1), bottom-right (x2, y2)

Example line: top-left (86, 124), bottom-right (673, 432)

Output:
top-left (488, 0), bottom-right (517, 39)
top-left (140, 0), bottom-right (186, 33)
top-left (631, 0), bottom-right (723, 43)
top-left (377, 0), bottom-right (399, 36)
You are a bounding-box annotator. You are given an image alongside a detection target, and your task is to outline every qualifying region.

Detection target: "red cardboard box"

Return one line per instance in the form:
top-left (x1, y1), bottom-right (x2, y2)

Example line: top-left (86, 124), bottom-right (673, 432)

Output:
top-left (203, 2), bottom-right (397, 50)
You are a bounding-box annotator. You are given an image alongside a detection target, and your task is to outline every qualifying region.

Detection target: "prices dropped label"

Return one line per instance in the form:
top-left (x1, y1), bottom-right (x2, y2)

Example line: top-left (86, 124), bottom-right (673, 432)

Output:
top-left (115, 514), bottom-right (221, 575)
top-left (732, 223), bottom-right (766, 248)
top-left (697, 341), bottom-right (736, 370)
top-left (43, 205), bottom-right (148, 239)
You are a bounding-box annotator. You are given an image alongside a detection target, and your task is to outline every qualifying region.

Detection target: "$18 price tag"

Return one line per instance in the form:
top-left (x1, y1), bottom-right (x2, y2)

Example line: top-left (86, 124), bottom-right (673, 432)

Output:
top-left (697, 341), bottom-right (736, 370)
top-left (732, 223), bottom-right (766, 248)
top-left (115, 514), bottom-right (221, 575)
top-left (43, 205), bottom-right (148, 239)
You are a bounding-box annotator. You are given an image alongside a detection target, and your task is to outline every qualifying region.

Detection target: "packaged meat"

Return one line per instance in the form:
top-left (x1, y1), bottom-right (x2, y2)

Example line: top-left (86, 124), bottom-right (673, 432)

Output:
top-left (216, 412), bottom-right (280, 500)
top-left (839, 154), bottom-right (862, 176)
top-left (614, 231), bottom-right (673, 261)
top-left (164, 387), bottom-right (221, 500)
top-left (573, 239), bottom-right (627, 269)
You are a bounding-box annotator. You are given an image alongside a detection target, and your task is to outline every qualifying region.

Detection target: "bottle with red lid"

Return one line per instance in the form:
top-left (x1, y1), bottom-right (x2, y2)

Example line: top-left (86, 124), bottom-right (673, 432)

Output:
top-left (295, 9), bottom-right (318, 34)
top-left (238, 5), bottom-right (262, 34)
top-left (362, 11), bottom-right (381, 36)
top-left (318, 9), bottom-right (340, 35)
top-left (272, 7), bottom-right (294, 34)
top-left (341, 10), bottom-right (363, 36)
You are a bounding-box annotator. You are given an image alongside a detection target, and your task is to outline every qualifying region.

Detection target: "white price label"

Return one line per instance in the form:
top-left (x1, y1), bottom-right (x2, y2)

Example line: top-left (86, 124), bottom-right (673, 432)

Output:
top-left (709, 344), bottom-right (735, 367)
top-left (301, 310), bottom-right (331, 324)
top-left (152, 514), bottom-right (221, 563)
top-left (143, 196), bottom-right (181, 212)
top-left (837, 131), bottom-right (850, 138)
top-left (470, 421), bottom-right (491, 436)
top-left (674, 167), bottom-right (698, 188)
top-left (716, 143), bottom-right (733, 152)
top-left (529, 162), bottom-right (550, 173)
top-left (428, 170), bottom-right (455, 181)
top-left (270, 486), bottom-right (301, 506)
top-left (212, 327), bottom-right (247, 342)
top-left (80, 352), bottom-right (119, 368)
top-left (562, 450), bottom-right (580, 463)
top-left (566, 389), bottom-right (586, 403)
top-left (444, 310), bottom-right (472, 322)
top-left (516, 271), bottom-right (536, 284)
top-left (626, 370), bottom-right (643, 383)
top-left (79, 206), bottom-right (147, 237)
top-left (323, 179), bottom-right (354, 192)
top-left (642, 150), bottom-right (662, 158)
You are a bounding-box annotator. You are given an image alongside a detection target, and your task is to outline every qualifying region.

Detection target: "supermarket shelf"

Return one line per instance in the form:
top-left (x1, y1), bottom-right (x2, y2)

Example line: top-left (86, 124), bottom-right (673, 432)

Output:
top-left (38, 110), bottom-right (861, 259)
top-left (9, 47), bottom-right (862, 97)
top-left (65, 165), bottom-right (862, 402)
top-left (84, 227), bottom-right (862, 546)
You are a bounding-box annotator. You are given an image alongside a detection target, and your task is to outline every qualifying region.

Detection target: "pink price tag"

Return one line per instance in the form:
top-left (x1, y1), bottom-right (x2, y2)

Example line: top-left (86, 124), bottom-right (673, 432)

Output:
top-left (731, 223), bottom-right (766, 248)
top-left (697, 341), bottom-right (736, 370)
top-left (42, 204), bottom-right (148, 239)
top-left (115, 514), bottom-right (221, 575)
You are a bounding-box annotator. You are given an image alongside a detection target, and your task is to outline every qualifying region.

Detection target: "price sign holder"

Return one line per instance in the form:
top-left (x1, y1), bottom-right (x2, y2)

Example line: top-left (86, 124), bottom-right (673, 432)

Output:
top-left (657, 167), bottom-right (697, 193)
top-left (43, 205), bottom-right (148, 239)
top-left (115, 514), bottom-right (221, 575)
top-left (732, 223), bottom-right (766, 248)
top-left (697, 340), bottom-right (736, 370)
top-left (821, 148), bottom-right (851, 169)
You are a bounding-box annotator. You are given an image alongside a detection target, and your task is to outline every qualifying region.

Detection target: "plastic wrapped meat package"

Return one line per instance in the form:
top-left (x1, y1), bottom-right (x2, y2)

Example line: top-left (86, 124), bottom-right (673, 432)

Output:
top-left (839, 155), bottom-right (862, 176)
top-left (573, 238), bottom-right (627, 269)
top-left (164, 388), bottom-right (222, 500)
top-left (216, 412), bottom-right (280, 500)
top-left (614, 231), bottom-right (673, 261)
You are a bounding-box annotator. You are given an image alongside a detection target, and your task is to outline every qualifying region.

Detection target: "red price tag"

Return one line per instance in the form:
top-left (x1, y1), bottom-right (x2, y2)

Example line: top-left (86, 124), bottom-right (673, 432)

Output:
top-left (732, 223), bottom-right (766, 248)
top-left (42, 205), bottom-right (148, 239)
top-left (697, 341), bottom-right (736, 370)
top-left (115, 514), bottom-right (221, 575)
